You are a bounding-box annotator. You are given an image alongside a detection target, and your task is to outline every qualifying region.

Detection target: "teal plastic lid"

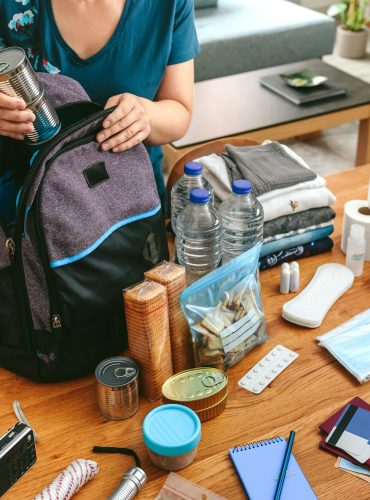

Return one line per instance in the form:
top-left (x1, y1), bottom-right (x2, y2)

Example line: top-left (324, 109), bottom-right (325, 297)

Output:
top-left (143, 404), bottom-right (201, 456)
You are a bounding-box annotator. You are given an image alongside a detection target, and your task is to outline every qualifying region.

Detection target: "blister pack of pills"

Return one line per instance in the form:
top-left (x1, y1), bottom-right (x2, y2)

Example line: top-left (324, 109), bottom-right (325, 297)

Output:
top-left (238, 345), bottom-right (298, 394)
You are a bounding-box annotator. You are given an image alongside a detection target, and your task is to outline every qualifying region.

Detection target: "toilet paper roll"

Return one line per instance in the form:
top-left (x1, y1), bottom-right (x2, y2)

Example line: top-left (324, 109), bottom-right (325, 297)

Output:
top-left (341, 200), bottom-right (370, 261)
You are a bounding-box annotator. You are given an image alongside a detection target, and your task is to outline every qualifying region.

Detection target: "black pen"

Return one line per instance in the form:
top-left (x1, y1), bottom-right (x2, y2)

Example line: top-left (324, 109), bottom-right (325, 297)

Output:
top-left (274, 430), bottom-right (296, 500)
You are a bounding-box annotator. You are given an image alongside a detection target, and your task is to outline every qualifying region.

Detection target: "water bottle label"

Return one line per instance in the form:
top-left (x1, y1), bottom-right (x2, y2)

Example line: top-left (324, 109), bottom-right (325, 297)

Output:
top-left (220, 309), bottom-right (261, 353)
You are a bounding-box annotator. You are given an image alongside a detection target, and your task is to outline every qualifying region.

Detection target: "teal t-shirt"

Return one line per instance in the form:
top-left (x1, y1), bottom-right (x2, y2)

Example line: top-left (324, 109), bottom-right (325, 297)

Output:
top-left (0, 0), bottom-right (200, 204)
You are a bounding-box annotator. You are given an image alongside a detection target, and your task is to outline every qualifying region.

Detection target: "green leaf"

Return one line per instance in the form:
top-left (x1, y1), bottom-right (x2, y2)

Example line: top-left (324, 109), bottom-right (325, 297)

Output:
top-left (327, 2), bottom-right (348, 17)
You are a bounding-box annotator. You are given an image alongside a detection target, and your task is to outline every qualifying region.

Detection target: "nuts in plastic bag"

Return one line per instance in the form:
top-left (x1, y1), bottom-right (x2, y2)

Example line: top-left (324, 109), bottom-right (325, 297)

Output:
top-left (180, 246), bottom-right (267, 370)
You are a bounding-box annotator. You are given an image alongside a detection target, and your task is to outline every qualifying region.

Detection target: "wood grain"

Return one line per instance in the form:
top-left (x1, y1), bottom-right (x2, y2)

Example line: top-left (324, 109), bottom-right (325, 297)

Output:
top-left (1, 166), bottom-right (369, 500)
top-left (357, 117), bottom-right (370, 166)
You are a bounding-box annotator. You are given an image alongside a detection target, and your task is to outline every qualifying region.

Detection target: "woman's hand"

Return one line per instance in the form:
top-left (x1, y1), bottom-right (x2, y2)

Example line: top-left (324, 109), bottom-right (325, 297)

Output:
top-left (0, 92), bottom-right (35, 140)
top-left (97, 93), bottom-right (151, 153)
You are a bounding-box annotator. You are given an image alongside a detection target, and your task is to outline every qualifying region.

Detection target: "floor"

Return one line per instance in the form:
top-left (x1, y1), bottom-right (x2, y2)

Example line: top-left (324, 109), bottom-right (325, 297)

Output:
top-left (282, 40), bottom-right (370, 176)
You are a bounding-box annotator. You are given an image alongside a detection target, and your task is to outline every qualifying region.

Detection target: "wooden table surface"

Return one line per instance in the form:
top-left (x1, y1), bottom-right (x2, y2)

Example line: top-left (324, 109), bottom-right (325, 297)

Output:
top-left (1, 166), bottom-right (370, 500)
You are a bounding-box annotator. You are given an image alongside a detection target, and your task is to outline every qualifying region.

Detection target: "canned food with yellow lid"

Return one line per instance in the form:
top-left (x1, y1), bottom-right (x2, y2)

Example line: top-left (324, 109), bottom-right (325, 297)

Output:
top-left (162, 368), bottom-right (228, 412)
top-left (194, 392), bottom-right (228, 422)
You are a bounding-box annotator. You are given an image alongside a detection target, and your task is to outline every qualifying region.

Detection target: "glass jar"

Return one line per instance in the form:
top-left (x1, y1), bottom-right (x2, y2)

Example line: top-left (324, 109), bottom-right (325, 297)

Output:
top-left (143, 404), bottom-right (201, 471)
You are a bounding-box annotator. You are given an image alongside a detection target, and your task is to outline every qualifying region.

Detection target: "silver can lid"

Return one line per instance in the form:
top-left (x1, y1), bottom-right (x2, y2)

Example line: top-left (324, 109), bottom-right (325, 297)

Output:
top-left (95, 357), bottom-right (139, 387)
top-left (0, 47), bottom-right (26, 75)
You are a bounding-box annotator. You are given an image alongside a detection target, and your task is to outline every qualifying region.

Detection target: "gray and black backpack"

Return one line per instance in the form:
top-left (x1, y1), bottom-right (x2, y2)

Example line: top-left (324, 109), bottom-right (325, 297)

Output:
top-left (0, 74), bottom-right (169, 382)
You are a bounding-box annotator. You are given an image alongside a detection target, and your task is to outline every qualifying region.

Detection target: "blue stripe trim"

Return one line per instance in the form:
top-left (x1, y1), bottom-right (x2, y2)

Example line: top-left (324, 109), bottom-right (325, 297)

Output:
top-left (50, 204), bottom-right (161, 268)
top-left (30, 150), bottom-right (40, 166)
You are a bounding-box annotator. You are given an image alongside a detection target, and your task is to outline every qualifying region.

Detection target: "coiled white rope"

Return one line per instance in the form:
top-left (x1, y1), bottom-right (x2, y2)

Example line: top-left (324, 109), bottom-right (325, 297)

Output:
top-left (34, 459), bottom-right (99, 500)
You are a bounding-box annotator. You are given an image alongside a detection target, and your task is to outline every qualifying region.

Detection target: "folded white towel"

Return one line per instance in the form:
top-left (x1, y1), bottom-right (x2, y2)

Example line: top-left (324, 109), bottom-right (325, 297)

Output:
top-left (197, 153), bottom-right (232, 202)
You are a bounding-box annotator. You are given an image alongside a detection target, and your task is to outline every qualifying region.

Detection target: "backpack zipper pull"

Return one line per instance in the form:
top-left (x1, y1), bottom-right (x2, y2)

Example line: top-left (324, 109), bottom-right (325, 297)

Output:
top-left (6, 238), bottom-right (16, 261)
top-left (51, 314), bottom-right (62, 329)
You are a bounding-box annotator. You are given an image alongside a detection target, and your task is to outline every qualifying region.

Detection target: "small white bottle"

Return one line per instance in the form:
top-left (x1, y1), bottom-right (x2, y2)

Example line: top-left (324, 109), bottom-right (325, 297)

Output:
top-left (345, 224), bottom-right (365, 277)
top-left (290, 261), bottom-right (300, 293)
top-left (280, 263), bottom-right (290, 294)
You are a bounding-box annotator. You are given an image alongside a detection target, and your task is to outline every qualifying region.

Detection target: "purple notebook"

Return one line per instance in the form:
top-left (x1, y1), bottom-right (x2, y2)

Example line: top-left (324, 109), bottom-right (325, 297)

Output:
top-left (229, 436), bottom-right (317, 500)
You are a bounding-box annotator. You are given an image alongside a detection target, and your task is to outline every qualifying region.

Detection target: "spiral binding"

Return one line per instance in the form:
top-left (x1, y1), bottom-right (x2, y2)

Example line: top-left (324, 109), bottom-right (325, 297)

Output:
top-left (232, 436), bottom-right (283, 453)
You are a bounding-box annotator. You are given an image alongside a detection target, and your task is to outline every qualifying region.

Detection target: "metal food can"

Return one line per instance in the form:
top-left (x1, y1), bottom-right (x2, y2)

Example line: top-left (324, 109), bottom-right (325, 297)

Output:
top-left (0, 46), bottom-right (60, 145)
top-left (0, 47), bottom-right (43, 105)
top-left (162, 368), bottom-right (228, 422)
top-left (95, 357), bottom-right (139, 420)
top-left (25, 92), bottom-right (61, 145)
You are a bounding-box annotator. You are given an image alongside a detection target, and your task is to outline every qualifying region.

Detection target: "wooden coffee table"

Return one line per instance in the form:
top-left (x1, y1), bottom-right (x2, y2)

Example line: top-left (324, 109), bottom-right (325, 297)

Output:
top-left (1, 166), bottom-right (369, 499)
top-left (164, 59), bottom-right (370, 175)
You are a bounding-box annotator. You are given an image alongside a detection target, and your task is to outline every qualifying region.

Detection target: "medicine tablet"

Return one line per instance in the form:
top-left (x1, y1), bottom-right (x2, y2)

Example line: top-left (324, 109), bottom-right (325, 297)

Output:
top-left (238, 345), bottom-right (299, 395)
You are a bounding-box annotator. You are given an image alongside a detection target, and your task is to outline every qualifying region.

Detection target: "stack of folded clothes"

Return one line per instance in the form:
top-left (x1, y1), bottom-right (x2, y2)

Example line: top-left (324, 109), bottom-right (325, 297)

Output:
top-left (197, 141), bottom-right (336, 269)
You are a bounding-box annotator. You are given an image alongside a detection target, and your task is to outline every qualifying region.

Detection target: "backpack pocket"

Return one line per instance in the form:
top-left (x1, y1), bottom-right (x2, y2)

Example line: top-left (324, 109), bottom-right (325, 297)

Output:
top-left (38, 137), bottom-right (168, 332)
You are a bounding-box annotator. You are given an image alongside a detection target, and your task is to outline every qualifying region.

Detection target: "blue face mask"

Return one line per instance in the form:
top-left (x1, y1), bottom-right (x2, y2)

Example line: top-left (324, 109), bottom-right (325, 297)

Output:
top-left (317, 309), bottom-right (370, 384)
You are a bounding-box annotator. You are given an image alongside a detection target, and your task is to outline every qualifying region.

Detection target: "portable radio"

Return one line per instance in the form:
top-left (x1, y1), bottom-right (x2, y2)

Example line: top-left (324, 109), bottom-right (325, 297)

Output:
top-left (0, 422), bottom-right (36, 496)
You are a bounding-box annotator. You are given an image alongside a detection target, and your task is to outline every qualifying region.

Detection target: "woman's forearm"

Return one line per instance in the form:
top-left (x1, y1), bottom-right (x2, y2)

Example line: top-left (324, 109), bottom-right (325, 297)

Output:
top-left (139, 97), bottom-right (192, 146)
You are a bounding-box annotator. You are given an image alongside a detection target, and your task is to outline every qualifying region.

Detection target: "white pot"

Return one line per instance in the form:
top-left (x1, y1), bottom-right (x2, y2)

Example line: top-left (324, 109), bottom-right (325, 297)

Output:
top-left (335, 25), bottom-right (369, 59)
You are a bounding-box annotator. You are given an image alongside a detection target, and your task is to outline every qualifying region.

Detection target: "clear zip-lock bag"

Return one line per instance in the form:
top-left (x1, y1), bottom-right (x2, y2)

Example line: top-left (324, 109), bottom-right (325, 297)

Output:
top-left (180, 245), bottom-right (267, 371)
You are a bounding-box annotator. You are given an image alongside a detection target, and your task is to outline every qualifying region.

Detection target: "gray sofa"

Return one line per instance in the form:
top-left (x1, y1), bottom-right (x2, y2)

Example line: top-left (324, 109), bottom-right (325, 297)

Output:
top-left (194, 0), bottom-right (336, 81)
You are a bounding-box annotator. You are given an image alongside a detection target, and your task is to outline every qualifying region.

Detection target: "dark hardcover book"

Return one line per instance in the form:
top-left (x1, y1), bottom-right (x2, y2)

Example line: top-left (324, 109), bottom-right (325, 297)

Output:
top-left (260, 74), bottom-right (347, 105)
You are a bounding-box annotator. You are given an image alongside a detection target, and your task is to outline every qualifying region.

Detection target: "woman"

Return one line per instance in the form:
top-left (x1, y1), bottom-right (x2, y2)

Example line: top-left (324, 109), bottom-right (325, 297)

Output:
top-left (0, 0), bottom-right (199, 207)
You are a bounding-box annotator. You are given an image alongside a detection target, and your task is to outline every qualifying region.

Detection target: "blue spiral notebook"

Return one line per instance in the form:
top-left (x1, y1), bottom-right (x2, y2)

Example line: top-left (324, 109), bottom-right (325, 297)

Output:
top-left (229, 437), bottom-right (317, 500)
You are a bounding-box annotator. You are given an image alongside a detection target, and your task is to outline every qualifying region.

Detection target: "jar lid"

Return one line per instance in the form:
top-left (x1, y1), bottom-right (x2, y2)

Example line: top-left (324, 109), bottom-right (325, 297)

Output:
top-left (162, 368), bottom-right (228, 403)
top-left (0, 47), bottom-right (26, 75)
top-left (95, 356), bottom-right (138, 387)
top-left (143, 404), bottom-right (201, 456)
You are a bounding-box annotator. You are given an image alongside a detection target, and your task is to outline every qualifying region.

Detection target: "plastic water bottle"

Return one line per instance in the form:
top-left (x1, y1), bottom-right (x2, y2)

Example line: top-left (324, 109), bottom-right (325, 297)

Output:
top-left (219, 180), bottom-right (264, 264)
top-left (171, 162), bottom-right (213, 235)
top-left (176, 188), bottom-right (222, 281)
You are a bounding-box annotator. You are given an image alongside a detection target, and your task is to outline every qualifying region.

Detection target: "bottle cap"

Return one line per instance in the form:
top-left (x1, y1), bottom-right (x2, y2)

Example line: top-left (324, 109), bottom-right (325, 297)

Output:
top-left (190, 188), bottom-right (210, 204)
top-left (349, 223), bottom-right (365, 240)
top-left (184, 162), bottom-right (202, 176)
top-left (232, 180), bottom-right (252, 194)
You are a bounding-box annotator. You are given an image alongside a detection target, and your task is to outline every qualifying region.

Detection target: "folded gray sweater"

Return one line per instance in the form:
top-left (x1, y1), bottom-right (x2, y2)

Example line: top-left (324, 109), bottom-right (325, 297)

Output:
top-left (223, 142), bottom-right (317, 197)
top-left (263, 206), bottom-right (336, 239)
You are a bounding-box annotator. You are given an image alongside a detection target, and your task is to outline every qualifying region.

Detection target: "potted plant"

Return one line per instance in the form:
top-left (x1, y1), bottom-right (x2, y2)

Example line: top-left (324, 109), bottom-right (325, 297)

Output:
top-left (328, 0), bottom-right (370, 58)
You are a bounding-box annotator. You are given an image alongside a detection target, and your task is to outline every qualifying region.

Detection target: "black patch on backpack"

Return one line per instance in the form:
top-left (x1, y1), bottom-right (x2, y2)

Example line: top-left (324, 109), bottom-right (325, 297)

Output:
top-left (83, 162), bottom-right (109, 188)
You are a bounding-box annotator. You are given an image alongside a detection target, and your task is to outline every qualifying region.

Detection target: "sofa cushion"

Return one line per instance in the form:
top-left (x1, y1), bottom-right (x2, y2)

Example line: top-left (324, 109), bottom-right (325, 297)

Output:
top-left (194, 0), bottom-right (336, 81)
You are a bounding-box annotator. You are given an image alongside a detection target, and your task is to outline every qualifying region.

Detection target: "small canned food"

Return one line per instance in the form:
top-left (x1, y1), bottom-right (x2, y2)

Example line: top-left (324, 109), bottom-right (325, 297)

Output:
top-left (143, 404), bottom-right (201, 471)
top-left (0, 47), bottom-right (60, 145)
top-left (25, 92), bottom-right (60, 145)
top-left (0, 47), bottom-right (43, 104)
top-left (95, 357), bottom-right (139, 420)
top-left (162, 368), bottom-right (228, 422)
